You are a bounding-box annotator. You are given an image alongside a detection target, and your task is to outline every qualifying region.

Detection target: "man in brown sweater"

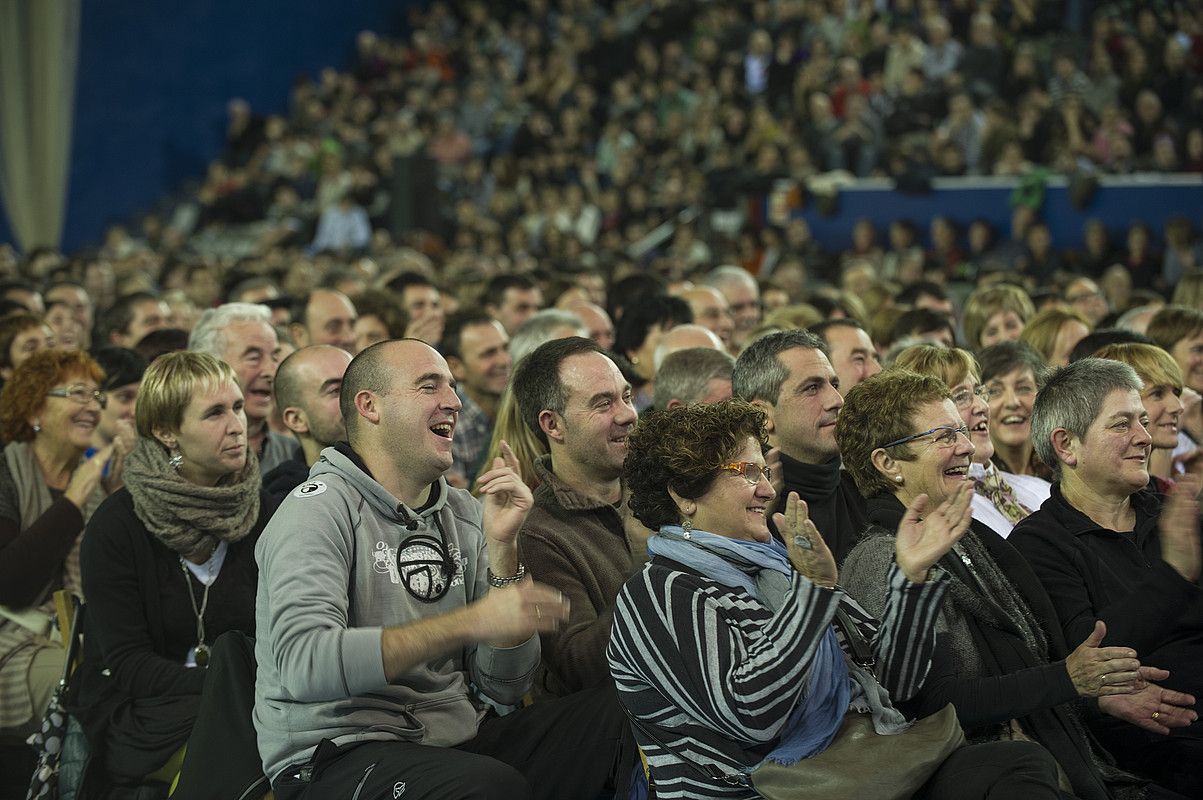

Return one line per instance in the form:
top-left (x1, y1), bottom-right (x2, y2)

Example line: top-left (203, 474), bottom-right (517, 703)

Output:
top-left (512, 337), bottom-right (648, 697)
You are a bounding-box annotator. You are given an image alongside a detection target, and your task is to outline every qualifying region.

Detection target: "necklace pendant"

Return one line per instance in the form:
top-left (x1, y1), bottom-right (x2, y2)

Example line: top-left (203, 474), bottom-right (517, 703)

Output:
top-left (195, 643), bottom-right (210, 668)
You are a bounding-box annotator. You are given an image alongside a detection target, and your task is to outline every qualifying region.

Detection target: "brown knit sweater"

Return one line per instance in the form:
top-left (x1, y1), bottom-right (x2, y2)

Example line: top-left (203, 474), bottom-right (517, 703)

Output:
top-left (521, 456), bottom-right (649, 697)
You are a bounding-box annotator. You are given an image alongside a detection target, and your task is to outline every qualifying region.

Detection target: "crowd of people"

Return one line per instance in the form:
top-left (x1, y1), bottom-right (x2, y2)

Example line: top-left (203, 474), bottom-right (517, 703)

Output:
top-left (2, 0), bottom-right (1203, 799)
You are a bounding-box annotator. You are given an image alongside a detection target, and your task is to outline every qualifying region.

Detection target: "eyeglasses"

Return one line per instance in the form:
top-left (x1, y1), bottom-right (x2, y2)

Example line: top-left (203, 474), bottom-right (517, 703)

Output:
top-left (879, 425), bottom-right (969, 450)
top-left (717, 461), bottom-right (772, 486)
top-left (951, 386), bottom-right (990, 410)
top-left (46, 386), bottom-right (107, 409)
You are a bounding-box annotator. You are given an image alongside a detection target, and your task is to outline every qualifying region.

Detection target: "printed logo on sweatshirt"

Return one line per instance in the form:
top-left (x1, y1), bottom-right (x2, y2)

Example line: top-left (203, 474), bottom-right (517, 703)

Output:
top-left (373, 535), bottom-right (464, 602)
top-left (292, 480), bottom-right (327, 498)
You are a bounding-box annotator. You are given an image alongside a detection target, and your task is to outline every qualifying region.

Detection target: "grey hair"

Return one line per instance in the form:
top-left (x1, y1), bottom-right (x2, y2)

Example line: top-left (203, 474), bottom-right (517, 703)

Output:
top-left (1031, 357), bottom-right (1143, 479)
top-left (732, 329), bottom-right (826, 404)
top-left (509, 309), bottom-right (587, 365)
top-left (188, 302), bottom-right (273, 357)
top-left (654, 347), bottom-right (735, 409)
top-left (704, 264), bottom-right (758, 293)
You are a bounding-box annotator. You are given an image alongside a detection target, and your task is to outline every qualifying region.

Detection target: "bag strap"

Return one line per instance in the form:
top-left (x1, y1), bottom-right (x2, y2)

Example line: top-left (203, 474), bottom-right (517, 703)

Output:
top-left (831, 605), bottom-right (875, 668)
top-left (618, 702), bottom-right (752, 788)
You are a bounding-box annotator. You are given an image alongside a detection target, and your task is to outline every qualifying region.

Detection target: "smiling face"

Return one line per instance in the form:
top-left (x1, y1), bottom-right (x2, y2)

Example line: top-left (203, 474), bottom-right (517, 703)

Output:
top-left (1063, 389), bottom-right (1151, 497)
top-left (371, 341), bottom-right (462, 481)
top-left (1170, 330), bottom-right (1203, 394)
top-left (219, 320), bottom-right (279, 425)
top-left (893, 399), bottom-right (976, 507)
top-left (4, 324), bottom-right (53, 378)
top-left (689, 437), bottom-right (776, 542)
top-left (765, 347), bottom-right (844, 464)
top-left (45, 305), bottom-right (83, 350)
top-left (986, 366), bottom-right (1037, 453)
top-left (452, 320), bottom-right (511, 402)
top-left (980, 310), bottom-right (1025, 347)
top-left (823, 324), bottom-right (880, 392)
top-left (952, 376), bottom-right (993, 463)
top-left (97, 381), bottom-right (139, 444)
top-left (38, 373), bottom-right (103, 452)
top-left (1140, 383), bottom-right (1183, 450)
top-left (545, 352), bottom-right (637, 483)
top-left (158, 379), bottom-right (247, 487)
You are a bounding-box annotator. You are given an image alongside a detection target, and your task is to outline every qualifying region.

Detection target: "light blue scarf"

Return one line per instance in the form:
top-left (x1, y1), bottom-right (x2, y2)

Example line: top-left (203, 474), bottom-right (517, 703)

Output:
top-left (649, 527), bottom-right (850, 764)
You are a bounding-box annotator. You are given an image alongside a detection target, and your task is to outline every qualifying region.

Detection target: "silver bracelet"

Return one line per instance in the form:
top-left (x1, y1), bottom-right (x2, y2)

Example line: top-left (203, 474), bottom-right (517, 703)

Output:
top-left (487, 562), bottom-right (526, 587)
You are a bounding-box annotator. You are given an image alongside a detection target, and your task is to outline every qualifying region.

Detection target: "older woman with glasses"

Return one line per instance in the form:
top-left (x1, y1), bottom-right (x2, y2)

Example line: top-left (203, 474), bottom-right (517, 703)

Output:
top-left (839, 369), bottom-right (1173, 800)
top-left (895, 345), bottom-right (1051, 537)
top-left (73, 350), bottom-right (271, 791)
top-left (1012, 358), bottom-right (1203, 798)
top-left (608, 400), bottom-right (1069, 800)
top-left (0, 349), bottom-right (116, 737)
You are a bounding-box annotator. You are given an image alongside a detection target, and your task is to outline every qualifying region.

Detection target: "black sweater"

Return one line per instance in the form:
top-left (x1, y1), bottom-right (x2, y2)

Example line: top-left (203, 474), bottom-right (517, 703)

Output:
top-left (774, 453), bottom-right (868, 565)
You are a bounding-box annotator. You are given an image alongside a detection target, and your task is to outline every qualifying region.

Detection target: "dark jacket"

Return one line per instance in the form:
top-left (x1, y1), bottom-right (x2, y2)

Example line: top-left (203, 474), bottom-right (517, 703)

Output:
top-left (774, 453), bottom-right (867, 565)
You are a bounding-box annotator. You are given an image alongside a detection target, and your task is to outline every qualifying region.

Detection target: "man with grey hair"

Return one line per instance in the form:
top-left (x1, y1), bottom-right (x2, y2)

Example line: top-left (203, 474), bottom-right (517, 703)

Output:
top-left (653, 347), bottom-right (734, 410)
top-left (1013, 357), bottom-right (1203, 797)
top-left (508, 308), bottom-right (587, 365)
top-left (262, 345), bottom-right (353, 503)
top-left (733, 330), bottom-right (866, 562)
top-left (704, 265), bottom-right (762, 350)
top-left (189, 302), bottom-right (293, 474)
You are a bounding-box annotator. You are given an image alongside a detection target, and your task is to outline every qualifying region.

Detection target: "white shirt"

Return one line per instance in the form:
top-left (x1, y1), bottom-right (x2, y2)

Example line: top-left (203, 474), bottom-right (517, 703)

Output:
top-left (969, 462), bottom-right (1052, 538)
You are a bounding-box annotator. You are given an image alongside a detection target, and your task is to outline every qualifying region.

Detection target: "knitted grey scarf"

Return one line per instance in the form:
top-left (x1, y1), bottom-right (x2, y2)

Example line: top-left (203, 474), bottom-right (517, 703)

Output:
top-left (123, 437), bottom-right (262, 561)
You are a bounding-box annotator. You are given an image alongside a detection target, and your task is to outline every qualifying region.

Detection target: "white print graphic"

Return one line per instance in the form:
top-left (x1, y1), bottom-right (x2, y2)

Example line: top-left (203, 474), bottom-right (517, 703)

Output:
top-left (447, 543), bottom-right (466, 588)
top-left (292, 480), bottom-right (327, 498)
top-left (373, 541), bottom-right (401, 584)
top-left (393, 782), bottom-right (407, 798)
top-left (396, 534), bottom-right (460, 602)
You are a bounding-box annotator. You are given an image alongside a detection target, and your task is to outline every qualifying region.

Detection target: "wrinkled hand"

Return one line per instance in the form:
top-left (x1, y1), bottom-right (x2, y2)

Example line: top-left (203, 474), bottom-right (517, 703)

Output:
top-left (478, 441), bottom-right (534, 546)
top-left (102, 419), bottom-right (138, 493)
top-left (1171, 447), bottom-right (1203, 477)
top-left (405, 314), bottom-right (444, 346)
top-left (1159, 473), bottom-right (1201, 582)
top-left (473, 576), bottom-right (570, 646)
top-left (1065, 620), bottom-right (1143, 698)
top-left (894, 482), bottom-right (974, 584)
top-left (64, 444), bottom-right (115, 509)
top-left (776, 492), bottom-right (838, 588)
top-left (1099, 671), bottom-right (1197, 735)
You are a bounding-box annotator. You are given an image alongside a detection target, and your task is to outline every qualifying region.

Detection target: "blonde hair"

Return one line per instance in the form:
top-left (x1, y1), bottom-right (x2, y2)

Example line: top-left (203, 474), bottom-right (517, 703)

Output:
top-left (1093, 342), bottom-right (1184, 392)
top-left (136, 351), bottom-right (239, 439)
top-left (474, 385), bottom-right (546, 492)
top-left (962, 284), bottom-right (1036, 349)
top-left (1020, 308), bottom-right (1090, 363)
top-left (1171, 274), bottom-right (1203, 310)
top-left (893, 344), bottom-right (980, 388)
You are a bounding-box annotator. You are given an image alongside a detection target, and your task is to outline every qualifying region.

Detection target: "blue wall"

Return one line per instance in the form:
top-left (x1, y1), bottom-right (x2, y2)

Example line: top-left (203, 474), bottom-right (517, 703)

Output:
top-left (0, 0), bottom-right (413, 253)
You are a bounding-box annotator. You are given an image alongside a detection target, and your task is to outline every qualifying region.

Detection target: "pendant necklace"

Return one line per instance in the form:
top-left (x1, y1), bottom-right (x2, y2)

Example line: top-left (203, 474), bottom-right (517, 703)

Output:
top-left (179, 553), bottom-right (215, 667)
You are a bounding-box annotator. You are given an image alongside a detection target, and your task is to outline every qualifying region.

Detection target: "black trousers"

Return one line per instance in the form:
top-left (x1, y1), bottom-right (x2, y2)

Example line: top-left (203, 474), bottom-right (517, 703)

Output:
top-left (916, 741), bottom-right (1072, 800)
top-left (272, 686), bottom-right (635, 800)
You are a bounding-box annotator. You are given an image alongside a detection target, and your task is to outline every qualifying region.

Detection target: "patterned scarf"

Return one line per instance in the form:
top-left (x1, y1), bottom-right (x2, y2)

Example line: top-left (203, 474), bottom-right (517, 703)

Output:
top-left (973, 462), bottom-right (1033, 526)
top-left (123, 437), bottom-right (262, 561)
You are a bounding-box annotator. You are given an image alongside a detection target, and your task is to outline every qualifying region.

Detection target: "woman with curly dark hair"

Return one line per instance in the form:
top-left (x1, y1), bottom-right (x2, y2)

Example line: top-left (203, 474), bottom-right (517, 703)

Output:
top-left (0, 349), bottom-right (117, 737)
top-left (607, 400), bottom-right (1064, 800)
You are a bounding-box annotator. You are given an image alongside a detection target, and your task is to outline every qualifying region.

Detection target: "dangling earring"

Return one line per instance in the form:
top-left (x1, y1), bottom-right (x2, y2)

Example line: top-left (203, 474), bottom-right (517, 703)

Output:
top-left (681, 517), bottom-right (693, 537)
top-left (168, 447), bottom-right (183, 472)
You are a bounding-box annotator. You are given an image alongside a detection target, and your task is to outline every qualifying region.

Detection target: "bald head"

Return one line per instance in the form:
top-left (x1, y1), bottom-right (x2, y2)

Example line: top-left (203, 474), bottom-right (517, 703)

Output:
top-left (274, 345), bottom-right (353, 461)
top-left (652, 323), bottom-right (725, 372)
top-left (293, 288), bottom-right (357, 352)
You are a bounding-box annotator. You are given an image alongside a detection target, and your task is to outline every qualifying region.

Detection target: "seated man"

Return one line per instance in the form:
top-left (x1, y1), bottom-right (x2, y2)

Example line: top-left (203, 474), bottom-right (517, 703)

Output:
top-left (254, 338), bottom-right (634, 799)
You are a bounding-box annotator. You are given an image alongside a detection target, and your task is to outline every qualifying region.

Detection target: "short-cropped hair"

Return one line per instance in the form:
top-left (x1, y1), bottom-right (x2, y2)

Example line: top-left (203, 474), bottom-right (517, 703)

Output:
top-left (893, 344), bottom-right (979, 388)
top-left (339, 338), bottom-right (404, 440)
top-left (135, 351), bottom-right (239, 440)
top-left (977, 340), bottom-right (1048, 385)
top-left (962, 284), bottom-right (1036, 349)
top-left (624, 400), bottom-right (768, 530)
top-left (1147, 306), bottom-right (1203, 352)
top-left (0, 350), bottom-right (105, 442)
top-left (1092, 343), bottom-right (1183, 392)
top-left (1030, 358), bottom-right (1143, 480)
top-left (836, 370), bottom-right (953, 499)
top-left (188, 302), bottom-right (273, 357)
top-left (511, 336), bottom-right (604, 448)
top-left (654, 347), bottom-right (735, 409)
top-left (732, 329), bottom-right (826, 404)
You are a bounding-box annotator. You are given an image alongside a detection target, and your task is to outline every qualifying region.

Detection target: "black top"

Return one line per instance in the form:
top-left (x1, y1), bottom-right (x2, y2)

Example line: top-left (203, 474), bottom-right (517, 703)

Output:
top-left (774, 453), bottom-right (867, 565)
top-left (262, 452), bottom-right (312, 506)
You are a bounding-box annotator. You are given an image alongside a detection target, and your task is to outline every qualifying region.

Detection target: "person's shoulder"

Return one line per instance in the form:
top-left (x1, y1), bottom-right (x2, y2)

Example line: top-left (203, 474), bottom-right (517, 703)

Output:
top-left (88, 487), bottom-right (137, 528)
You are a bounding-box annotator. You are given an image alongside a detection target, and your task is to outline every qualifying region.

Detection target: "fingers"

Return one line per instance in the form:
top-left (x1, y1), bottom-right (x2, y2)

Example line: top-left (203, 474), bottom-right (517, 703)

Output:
top-left (903, 493), bottom-right (931, 526)
top-left (499, 440), bottom-right (521, 473)
top-left (89, 443), bottom-right (116, 464)
top-left (1082, 619), bottom-right (1107, 649)
top-left (1137, 665), bottom-right (1171, 682)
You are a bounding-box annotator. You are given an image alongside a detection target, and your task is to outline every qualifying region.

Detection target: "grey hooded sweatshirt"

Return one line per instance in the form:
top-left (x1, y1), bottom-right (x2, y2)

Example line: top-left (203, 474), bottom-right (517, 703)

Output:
top-left (253, 445), bottom-right (539, 780)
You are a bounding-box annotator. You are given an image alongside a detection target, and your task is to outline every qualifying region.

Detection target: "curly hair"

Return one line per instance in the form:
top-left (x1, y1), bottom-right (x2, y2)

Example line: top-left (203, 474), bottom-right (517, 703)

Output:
top-left (0, 349), bottom-right (105, 442)
top-left (624, 400), bottom-right (768, 530)
top-left (836, 370), bottom-right (952, 499)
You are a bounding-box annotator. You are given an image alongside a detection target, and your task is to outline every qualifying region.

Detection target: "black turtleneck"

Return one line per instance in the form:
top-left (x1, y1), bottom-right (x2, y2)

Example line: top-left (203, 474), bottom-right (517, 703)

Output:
top-left (773, 452), bottom-right (868, 564)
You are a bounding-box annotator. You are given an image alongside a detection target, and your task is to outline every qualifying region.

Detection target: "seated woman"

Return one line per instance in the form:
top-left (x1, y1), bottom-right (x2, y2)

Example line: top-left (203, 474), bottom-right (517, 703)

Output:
top-left (978, 341), bottom-right (1053, 479)
top-left (608, 400), bottom-right (1066, 800)
top-left (0, 350), bottom-right (116, 737)
top-left (74, 351), bottom-right (270, 791)
top-left (838, 369), bottom-right (1178, 800)
top-left (1092, 343), bottom-right (1186, 491)
top-left (1012, 358), bottom-right (1203, 797)
top-left (894, 344), bottom-right (1050, 537)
